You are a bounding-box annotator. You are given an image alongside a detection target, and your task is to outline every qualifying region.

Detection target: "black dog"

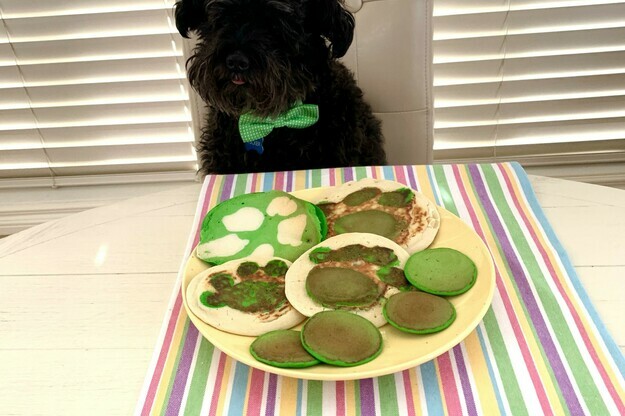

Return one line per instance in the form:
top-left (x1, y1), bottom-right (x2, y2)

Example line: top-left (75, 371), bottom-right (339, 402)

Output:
top-left (175, 0), bottom-right (386, 174)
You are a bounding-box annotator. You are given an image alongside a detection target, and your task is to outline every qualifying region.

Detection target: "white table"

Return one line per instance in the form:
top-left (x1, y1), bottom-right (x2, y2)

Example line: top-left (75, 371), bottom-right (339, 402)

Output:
top-left (0, 175), bottom-right (623, 415)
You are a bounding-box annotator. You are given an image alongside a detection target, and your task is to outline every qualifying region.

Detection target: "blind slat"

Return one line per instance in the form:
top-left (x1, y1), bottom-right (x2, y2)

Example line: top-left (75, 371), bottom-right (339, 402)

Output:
top-left (53, 161), bottom-right (197, 176)
top-left (6, 35), bottom-right (182, 65)
top-left (38, 122), bottom-right (192, 145)
top-left (0, 161), bottom-right (197, 178)
top-left (2, 10), bottom-right (175, 42)
top-left (0, 122), bottom-right (193, 150)
top-left (0, 65), bottom-right (22, 86)
top-left (435, 140), bottom-right (625, 165)
top-left (436, 95), bottom-right (625, 128)
top-left (0, 0), bottom-right (170, 18)
top-left (0, 43), bottom-right (14, 63)
top-left (434, 50), bottom-right (625, 86)
top-left (46, 142), bottom-right (196, 165)
top-left (0, 88), bottom-right (30, 109)
top-left (434, 3), bottom-right (625, 39)
top-left (1, 56), bottom-right (186, 88)
top-left (0, 101), bottom-right (191, 131)
top-left (434, 118), bottom-right (625, 149)
top-left (435, 74), bottom-right (625, 108)
top-left (0, 167), bottom-right (50, 179)
top-left (34, 101), bottom-right (191, 127)
top-left (0, 143), bottom-right (196, 172)
top-left (0, 149), bottom-right (49, 169)
top-left (1, 80), bottom-right (188, 110)
top-left (0, 129), bottom-right (41, 150)
top-left (435, 0), bottom-right (625, 16)
top-left (434, 27), bottom-right (625, 64)
top-left (0, 108), bottom-right (36, 129)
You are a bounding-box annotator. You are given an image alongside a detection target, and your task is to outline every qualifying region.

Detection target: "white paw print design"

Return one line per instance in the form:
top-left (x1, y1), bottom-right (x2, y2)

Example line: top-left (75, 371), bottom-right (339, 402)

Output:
top-left (196, 191), bottom-right (324, 265)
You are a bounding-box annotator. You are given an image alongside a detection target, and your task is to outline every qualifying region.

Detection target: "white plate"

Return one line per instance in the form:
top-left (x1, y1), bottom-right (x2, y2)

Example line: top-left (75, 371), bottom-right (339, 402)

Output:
top-left (182, 187), bottom-right (495, 381)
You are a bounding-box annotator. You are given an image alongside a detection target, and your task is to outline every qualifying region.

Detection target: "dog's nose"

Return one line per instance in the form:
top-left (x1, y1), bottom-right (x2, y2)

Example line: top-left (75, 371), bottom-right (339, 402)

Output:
top-left (226, 52), bottom-right (250, 72)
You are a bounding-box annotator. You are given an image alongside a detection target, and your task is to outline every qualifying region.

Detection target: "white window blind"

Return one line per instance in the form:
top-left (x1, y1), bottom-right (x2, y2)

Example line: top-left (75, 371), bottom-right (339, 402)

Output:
top-left (432, 0), bottom-right (625, 179)
top-left (0, 0), bottom-right (198, 186)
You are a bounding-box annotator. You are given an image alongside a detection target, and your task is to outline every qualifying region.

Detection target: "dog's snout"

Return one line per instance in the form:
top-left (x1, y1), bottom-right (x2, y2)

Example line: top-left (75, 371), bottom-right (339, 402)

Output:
top-left (225, 52), bottom-right (250, 72)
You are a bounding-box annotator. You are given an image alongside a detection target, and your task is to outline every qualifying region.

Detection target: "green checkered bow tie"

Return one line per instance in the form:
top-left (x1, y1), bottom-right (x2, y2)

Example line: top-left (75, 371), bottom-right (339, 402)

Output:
top-left (238, 102), bottom-right (319, 143)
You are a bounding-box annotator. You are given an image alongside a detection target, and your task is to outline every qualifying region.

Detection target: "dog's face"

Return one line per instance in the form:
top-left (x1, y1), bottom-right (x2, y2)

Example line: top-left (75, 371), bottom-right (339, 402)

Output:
top-left (175, 0), bottom-right (354, 118)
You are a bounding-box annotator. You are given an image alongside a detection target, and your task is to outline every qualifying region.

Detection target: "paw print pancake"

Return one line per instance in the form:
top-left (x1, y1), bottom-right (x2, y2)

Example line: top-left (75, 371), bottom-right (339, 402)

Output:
top-left (197, 190), bottom-right (327, 265)
top-left (186, 257), bottom-right (305, 336)
top-left (312, 179), bottom-right (440, 253)
top-left (285, 233), bottom-right (410, 327)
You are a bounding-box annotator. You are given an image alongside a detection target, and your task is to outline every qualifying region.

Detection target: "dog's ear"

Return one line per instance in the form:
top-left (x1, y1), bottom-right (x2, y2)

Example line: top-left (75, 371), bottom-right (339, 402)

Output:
top-left (174, 0), bottom-right (206, 38)
top-left (308, 0), bottom-right (355, 58)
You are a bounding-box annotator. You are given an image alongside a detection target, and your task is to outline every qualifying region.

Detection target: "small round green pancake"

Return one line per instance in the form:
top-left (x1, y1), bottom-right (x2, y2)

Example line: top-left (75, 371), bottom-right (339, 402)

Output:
top-left (383, 291), bottom-right (456, 334)
top-left (301, 310), bottom-right (383, 366)
top-left (250, 330), bottom-right (320, 368)
top-left (404, 248), bottom-right (477, 296)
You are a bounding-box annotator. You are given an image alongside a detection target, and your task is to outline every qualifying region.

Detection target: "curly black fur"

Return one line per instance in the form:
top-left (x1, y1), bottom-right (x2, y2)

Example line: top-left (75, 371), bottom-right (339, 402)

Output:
top-left (175, 0), bottom-right (386, 174)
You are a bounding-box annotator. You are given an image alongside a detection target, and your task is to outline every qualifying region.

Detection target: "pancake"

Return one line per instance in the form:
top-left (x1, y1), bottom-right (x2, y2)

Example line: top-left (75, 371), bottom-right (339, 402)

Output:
top-left (300, 310), bottom-right (383, 367)
top-left (310, 178), bottom-right (440, 253)
top-left (285, 233), bottom-right (410, 327)
top-left (404, 248), bottom-right (477, 296)
top-left (186, 257), bottom-right (305, 336)
top-left (383, 291), bottom-right (456, 334)
top-left (197, 190), bottom-right (327, 265)
top-left (250, 330), bottom-right (320, 368)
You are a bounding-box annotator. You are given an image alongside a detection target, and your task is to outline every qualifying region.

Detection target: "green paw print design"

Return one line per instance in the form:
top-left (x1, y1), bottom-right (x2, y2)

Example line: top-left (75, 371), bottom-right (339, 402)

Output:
top-left (197, 190), bottom-right (327, 265)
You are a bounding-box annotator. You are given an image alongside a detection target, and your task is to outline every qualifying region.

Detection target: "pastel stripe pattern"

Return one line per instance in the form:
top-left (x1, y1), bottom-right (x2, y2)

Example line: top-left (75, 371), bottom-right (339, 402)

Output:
top-left (136, 163), bottom-right (625, 415)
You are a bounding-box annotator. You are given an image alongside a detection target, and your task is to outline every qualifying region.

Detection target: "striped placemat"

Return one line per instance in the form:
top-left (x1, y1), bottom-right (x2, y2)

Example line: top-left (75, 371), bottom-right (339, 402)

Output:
top-left (136, 163), bottom-right (625, 415)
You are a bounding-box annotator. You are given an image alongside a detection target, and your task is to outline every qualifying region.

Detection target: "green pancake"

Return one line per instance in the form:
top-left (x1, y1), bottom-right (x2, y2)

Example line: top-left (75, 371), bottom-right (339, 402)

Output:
top-left (383, 291), bottom-right (456, 334)
top-left (197, 190), bottom-right (327, 265)
top-left (404, 248), bottom-right (477, 296)
top-left (300, 310), bottom-right (383, 367)
top-left (250, 330), bottom-right (320, 368)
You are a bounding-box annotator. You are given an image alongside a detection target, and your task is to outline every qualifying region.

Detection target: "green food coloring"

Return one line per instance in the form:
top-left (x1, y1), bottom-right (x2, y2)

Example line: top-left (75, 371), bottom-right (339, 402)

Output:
top-left (376, 266), bottom-right (411, 289)
top-left (237, 261), bottom-right (259, 276)
top-left (306, 267), bottom-right (382, 308)
top-left (209, 273), bottom-right (235, 290)
top-left (308, 247), bottom-right (332, 263)
top-left (378, 188), bottom-right (414, 207)
top-left (200, 280), bottom-right (286, 312)
top-left (342, 187), bottom-right (380, 206)
top-left (263, 259), bottom-right (289, 277)
top-left (334, 210), bottom-right (401, 240)
top-left (309, 244), bottom-right (398, 266)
